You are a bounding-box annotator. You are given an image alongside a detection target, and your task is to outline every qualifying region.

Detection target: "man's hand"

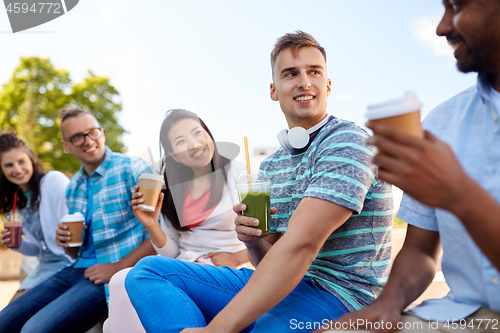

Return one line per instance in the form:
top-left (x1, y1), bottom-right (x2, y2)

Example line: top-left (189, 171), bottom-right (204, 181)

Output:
top-left (233, 204), bottom-right (280, 268)
top-left (55, 223), bottom-right (83, 258)
top-left (55, 223), bottom-right (87, 247)
top-left (366, 121), bottom-right (471, 211)
top-left (84, 262), bottom-right (124, 285)
top-left (233, 203), bottom-right (277, 245)
top-left (55, 222), bottom-right (71, 247)
top-left (330, 302), bottom-right (403, 333)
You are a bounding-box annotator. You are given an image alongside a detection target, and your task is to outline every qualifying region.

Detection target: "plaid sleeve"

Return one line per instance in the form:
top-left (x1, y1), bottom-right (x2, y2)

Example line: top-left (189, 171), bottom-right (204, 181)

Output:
top-left (129, 157), bottom-right (159, 185)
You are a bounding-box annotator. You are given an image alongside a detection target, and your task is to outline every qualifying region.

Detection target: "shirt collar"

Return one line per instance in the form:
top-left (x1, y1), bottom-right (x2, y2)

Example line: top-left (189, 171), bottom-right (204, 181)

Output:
top-left (74, 146), bottom-right (112, 182)
top-left (94, 147), bottom-right (113, 177)
top-left (477, 73), bottom-right (493, 103)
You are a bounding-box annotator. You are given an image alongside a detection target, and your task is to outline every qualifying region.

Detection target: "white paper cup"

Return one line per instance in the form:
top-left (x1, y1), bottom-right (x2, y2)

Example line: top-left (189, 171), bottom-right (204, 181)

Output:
top-left (138, 173), bottom-right (164, 212)
top-left (366, 91), bottom-right (423, 138)
top-left (61, 212), bottom-right (85, 247)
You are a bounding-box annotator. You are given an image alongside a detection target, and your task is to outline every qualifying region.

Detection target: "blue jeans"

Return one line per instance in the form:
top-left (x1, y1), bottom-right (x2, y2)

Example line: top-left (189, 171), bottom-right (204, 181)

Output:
top-left (125, 256), bottom-right (349, 333)
top-left (0, 267), bottom-right (108, 333)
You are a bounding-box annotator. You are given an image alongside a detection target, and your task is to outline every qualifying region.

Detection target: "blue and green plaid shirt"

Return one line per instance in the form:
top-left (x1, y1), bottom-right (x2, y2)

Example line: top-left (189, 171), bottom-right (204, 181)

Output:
top-left (66, 147), bottom-right (156, 299)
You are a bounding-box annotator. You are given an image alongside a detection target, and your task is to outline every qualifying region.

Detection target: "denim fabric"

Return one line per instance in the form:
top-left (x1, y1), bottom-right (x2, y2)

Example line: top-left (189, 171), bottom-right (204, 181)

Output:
top-left (125, 256), bottom-right (349, 333)
top-left (0, 267), bottom-right (107, 333)
top-left (18, 204), bottom-right (70, 290)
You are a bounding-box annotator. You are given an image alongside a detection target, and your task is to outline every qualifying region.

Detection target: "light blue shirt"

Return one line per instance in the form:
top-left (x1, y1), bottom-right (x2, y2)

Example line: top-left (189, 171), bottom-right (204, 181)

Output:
top-left (398, 74), bottom-right (500, 321)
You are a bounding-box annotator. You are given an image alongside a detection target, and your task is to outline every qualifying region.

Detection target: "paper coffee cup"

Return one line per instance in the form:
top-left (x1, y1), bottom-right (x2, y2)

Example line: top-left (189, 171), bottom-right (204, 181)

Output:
top-left (366, 91), bottom-right (423, 138)
top-left (61, 212), bottom-right (85, 247)
top-left (138, 173), bottom-right (164, 212)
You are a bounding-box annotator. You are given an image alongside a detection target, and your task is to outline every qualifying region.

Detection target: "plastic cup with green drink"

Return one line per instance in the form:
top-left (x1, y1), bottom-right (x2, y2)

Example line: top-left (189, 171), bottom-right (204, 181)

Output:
top-left (235, 170), bottom-right (271, 235)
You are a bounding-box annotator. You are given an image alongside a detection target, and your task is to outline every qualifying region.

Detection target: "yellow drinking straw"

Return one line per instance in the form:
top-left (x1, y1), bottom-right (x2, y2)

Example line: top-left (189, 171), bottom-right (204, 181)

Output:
top-left (244, 136), bottom-right (252, 185)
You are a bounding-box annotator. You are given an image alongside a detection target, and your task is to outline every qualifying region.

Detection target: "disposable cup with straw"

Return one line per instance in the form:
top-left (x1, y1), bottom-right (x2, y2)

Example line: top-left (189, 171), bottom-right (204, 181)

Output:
top-left (138, 148), bottom-right (165, 212)
top-left (3, 192), bottom-right (23, 249)
top-left (235, 136), bottom-right (271, 235)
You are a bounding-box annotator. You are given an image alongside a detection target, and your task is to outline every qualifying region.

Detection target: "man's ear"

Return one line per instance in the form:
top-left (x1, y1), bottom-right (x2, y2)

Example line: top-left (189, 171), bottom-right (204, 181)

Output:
top-left (270, 83), bottom-right (279, 101)
top-left (61, 140), bottom-right (69, 154)
top-left (326, 79), bottom-right (332, 97)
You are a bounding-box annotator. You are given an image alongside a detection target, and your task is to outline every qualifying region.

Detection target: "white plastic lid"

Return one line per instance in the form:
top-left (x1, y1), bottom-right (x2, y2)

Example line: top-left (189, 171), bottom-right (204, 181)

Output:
top-left (139, 173), bottom-right (164, 183)
top-left (236, 170), bottom-right (269, 184)
top-left (235, 170), bottom-right (270, 192)
top-left (366, 91), bottom-right (422, 120)
top-left (61, 212), bottom-right (85, 222)
top-left (3, 212), bottom-right (24, 223)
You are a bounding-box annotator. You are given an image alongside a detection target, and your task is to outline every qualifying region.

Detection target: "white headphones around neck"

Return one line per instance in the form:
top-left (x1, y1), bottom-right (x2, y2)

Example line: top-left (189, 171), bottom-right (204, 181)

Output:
top-left (277, 115), bottom-right (329, 151)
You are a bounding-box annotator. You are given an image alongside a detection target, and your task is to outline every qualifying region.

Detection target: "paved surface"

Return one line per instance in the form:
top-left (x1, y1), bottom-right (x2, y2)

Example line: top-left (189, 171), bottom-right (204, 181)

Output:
top-left (0, 247), bottom-right (23, 310)
top-left (0, 280), bottom-right (19, 310)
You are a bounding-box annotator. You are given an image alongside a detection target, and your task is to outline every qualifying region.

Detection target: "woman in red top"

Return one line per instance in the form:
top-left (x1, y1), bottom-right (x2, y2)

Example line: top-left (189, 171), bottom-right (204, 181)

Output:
top-left (135, 109), bottom-right (248, 265)
top-left (104, 109), bottom-right (248, 333)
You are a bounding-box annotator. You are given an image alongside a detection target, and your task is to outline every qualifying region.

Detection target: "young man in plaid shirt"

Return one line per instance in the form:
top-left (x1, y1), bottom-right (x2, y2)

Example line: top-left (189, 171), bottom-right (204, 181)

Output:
top-left (0, 108), bottom-right (157, 333)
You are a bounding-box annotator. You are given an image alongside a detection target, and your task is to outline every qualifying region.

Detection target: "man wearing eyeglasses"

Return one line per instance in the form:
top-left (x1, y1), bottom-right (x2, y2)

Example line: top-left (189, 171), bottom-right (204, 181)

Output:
top-left (0, 108), bottom-right (157, 333)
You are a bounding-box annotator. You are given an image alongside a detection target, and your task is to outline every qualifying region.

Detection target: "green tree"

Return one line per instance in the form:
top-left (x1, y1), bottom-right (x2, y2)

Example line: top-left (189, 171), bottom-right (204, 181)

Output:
top-left (0, 57), bottom-right (125, 175)
top-left (69, 72), bottom-right (125, 155)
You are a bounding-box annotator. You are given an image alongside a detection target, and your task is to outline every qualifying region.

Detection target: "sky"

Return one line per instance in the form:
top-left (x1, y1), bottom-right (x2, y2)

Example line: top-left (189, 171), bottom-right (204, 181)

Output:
top-left (0, 0), bottom-right (477, 166)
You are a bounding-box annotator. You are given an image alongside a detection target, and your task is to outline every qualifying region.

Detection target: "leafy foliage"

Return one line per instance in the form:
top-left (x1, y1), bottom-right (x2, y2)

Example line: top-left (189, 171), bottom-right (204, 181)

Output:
top-left (0, 57), bottom-right (126, 175)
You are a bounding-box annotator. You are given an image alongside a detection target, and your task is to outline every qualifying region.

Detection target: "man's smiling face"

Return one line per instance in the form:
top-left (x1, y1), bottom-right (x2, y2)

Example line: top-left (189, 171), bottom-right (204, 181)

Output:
top-left (270, 46), bottom-right (331, 129)
top-left (61, 114), bottom-right (106, 173)
top-left (437, 0), bottom-right (500, 74)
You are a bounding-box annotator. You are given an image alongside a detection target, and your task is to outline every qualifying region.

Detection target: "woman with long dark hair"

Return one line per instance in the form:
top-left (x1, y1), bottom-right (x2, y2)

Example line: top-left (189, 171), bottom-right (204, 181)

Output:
top-left (0, 133), bottom-right (72, 302)
top-left (104, 109), bottom-right (248, 333)
top-left (140, 109), bottom-right (247, 263)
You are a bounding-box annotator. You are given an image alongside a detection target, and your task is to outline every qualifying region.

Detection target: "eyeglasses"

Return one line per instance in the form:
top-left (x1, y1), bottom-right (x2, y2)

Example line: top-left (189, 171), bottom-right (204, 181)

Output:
top-left (68, 128), bottom-right (103, 147)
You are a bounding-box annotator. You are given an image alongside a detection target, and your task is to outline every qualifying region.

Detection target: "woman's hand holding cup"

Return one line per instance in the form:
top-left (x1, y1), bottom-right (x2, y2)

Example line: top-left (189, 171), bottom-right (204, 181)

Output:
top-left (132, 185), bottom-right (164, 229)
top-left (1, 229), bottom-right (11, 249)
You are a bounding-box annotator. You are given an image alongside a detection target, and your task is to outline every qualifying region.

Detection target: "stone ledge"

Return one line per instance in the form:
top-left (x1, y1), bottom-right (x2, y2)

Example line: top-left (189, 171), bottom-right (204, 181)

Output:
top-left (0, 248), bottom-right (24, 280)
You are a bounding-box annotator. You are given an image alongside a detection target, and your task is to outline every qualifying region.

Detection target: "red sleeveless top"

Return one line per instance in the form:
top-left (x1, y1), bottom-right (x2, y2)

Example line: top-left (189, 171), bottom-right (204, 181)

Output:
top-left (182, 187), bottom-right (217, 228)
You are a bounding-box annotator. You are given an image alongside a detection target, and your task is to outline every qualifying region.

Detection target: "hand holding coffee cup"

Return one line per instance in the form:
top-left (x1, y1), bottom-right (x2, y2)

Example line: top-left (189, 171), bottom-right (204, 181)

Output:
top-left (132, 185), bottom-right (164, 228)
top-left (366, 91), bottom-right (423, 138)
top-left (137, 173), bottom-right (164, 212)
top-left (56, 213), bottom-right (85, 248)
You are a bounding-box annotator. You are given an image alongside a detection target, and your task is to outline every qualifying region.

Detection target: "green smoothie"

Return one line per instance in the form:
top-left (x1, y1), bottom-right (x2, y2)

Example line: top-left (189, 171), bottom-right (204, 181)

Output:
top-left (240, 191), bottom-right (270, 235)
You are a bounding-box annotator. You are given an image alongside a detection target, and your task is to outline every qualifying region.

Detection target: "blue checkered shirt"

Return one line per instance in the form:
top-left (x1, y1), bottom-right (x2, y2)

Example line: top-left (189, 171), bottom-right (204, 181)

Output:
top-left (66, 147), bottom-right (157, 299)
